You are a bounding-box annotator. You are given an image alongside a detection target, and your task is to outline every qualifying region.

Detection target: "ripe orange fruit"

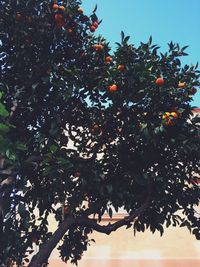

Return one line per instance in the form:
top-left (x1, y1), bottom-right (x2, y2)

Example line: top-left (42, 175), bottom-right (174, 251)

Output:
top-left (170, 112), bottom-right (178, 119)
top-left (178, 82), bottom-right (185, 88)
top-left (52, 3), bottom-right (59, 10)
top-left (90, 25), bottom-right (96, 32)
top-left (59, 5), bottom-right (65, 11)
top-left (166, 119), bottom-right (175, 127)
top-left (55, 13), bottom-right (63, 22)
top-left (93, 44), bottom-right (103, 51)
top-left (108, 84), bottom-right (118, 92)
top-left (78, 7), bottom-right (83, 14)
top-left (97, 44), bottom-right (104, 51)
top-left (162, 112), bottom-right (170, 120)
top-left (156, 77), bottom-right (164, 86)
top-left (93, 44), bottom-right (98, 50)
top-left (117, 64), bottom-right (125, 72)
top-left (93, 21), bottom-right (99, 29)
top-left (68, 28), bottom-right (73, 34)
top-left (105, 56), bottom-right (113, 63)
top-left (191, 87), bottom-right (197, 95)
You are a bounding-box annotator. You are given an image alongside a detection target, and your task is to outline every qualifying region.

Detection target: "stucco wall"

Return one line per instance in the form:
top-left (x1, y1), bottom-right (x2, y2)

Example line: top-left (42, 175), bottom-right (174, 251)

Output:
top-left (45, 210), bottom-right (200, 267)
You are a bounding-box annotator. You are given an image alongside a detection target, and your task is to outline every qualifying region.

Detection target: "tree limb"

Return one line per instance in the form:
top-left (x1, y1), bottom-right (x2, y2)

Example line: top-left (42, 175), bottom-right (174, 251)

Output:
top-left (28, 188), bottom-right (151, 267)
top-left (79, 191), bottom-right (151, 235)
top-left (28, 215), bottom-right (76, 267)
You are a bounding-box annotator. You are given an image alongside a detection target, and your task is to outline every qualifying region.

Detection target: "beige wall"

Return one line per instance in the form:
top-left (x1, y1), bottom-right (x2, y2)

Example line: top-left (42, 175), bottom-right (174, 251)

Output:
top-left (45, 210), bottom-right (200, 267)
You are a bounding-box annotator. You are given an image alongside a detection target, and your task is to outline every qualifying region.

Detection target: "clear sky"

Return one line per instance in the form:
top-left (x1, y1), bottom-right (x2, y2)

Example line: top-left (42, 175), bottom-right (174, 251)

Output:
top-left (82, 0), bottom-right (200, 107)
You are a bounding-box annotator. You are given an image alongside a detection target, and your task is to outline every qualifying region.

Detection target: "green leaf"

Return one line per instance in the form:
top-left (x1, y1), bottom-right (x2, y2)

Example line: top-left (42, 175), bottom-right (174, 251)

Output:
top-left (106, 184), bottom-right (113, 194)
top-left (32, 83), bottom-right (39, 90)
top-left (148, 35), bottom-right (152, 45)
top-left (16, 142), bottom-right (27, 151)
top-left (93, 4), bottom-right (97, 13)
top-left (0, 102), bottom-right (9, 117)
top-left (124, 36), bottom-right (130, 43)
top-left (108, 207), bottom-right (113, 218)
top-left (50, 144), bottom-right (58, 153)
top-left (0, 123), bottom-right (9, 133)
top-left (6, 149), bottom-right (17, 161)
top-left (121, 31), bottom-right (125, 42)
top-left (57, 158), bottom-right (73, 168)
top-left (18, 203), bottom-right (26, 214)
top-left (157, 224), bottom-right (164, 236)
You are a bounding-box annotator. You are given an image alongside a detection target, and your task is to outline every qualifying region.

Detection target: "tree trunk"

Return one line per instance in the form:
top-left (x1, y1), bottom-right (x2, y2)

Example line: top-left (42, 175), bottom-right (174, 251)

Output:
top-left (28, 197), bottom-right (150, 266)
top-left (28, 215), bottom-right (76, 267)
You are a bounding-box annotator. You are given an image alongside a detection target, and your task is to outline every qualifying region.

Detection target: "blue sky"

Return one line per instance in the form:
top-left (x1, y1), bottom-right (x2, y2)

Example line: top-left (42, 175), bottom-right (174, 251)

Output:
top-left (82, 0), bottom-right (200, 107)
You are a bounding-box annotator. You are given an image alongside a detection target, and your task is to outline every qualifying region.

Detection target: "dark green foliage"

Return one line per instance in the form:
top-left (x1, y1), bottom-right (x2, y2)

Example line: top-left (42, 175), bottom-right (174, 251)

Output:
top-left (0, 0), bottom-right (199, 266)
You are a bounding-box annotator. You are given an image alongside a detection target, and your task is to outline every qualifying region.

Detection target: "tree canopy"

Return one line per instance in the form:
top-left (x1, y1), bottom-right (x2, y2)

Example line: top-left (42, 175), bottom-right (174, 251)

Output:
top-left (0, 0), bottom-right (199, 266)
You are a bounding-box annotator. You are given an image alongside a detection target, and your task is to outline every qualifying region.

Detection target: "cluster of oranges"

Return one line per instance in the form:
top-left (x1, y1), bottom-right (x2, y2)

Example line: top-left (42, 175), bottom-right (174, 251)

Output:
top-left (92, 44), bottom-right (126, 93)
top-left (107, 65), bottom-right (125, 92)
top-left (52, 3), bottom-right (65, 12)
top-left (156, 78), bottom-right (197, 94)
top-left (178, 82), bottom-right (198, 94)
top-left (90, 21), bottom-right (99, 33)
top-left (162, 111), bottom-right (179, 127)
top-left (52, 4), bottom-right (83, 29)
top-left (52, 3), bottom-right (66, 28)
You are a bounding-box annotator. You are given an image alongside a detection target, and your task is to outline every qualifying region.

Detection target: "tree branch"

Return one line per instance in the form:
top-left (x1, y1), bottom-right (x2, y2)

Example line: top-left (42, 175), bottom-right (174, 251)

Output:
top-left (28, 185), bottom-right (151, 267)
top-left (79, 192), bottom-right (151, 235)
top-left (28, 188), bottom-right (151, 266)
top-left (28, 215), bottom-right (76, 267)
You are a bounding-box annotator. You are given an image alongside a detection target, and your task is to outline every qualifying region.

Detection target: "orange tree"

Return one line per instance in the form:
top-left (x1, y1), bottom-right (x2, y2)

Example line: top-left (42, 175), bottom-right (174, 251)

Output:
top-left (0, 0), bottom-right (200, 266)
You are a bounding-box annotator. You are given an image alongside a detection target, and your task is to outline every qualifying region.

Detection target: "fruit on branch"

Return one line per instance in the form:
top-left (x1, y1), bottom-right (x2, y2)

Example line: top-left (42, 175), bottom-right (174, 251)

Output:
top-left (108, 84), bottom-right (118, 92)
top-left (155, 77), bottom-right (164, 86)
top-left (117, 64), bottom-right (125, 72)
top-left (93, 21), bottom-right (99, 29)
top-left (93, 44), bottom-right (104, 51)
top-left (105, 56), bottom-right (113, 64)
top-left (52, 3), bottom-right (59, 11)
top-left (78, 7), bottom-right (83, 14)
top-left (178, 82), bottom-right (185, 88)
top-left (59, 6), bottom-right (65, 12)
top-left (90, 26), bottom-right (96, 33)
